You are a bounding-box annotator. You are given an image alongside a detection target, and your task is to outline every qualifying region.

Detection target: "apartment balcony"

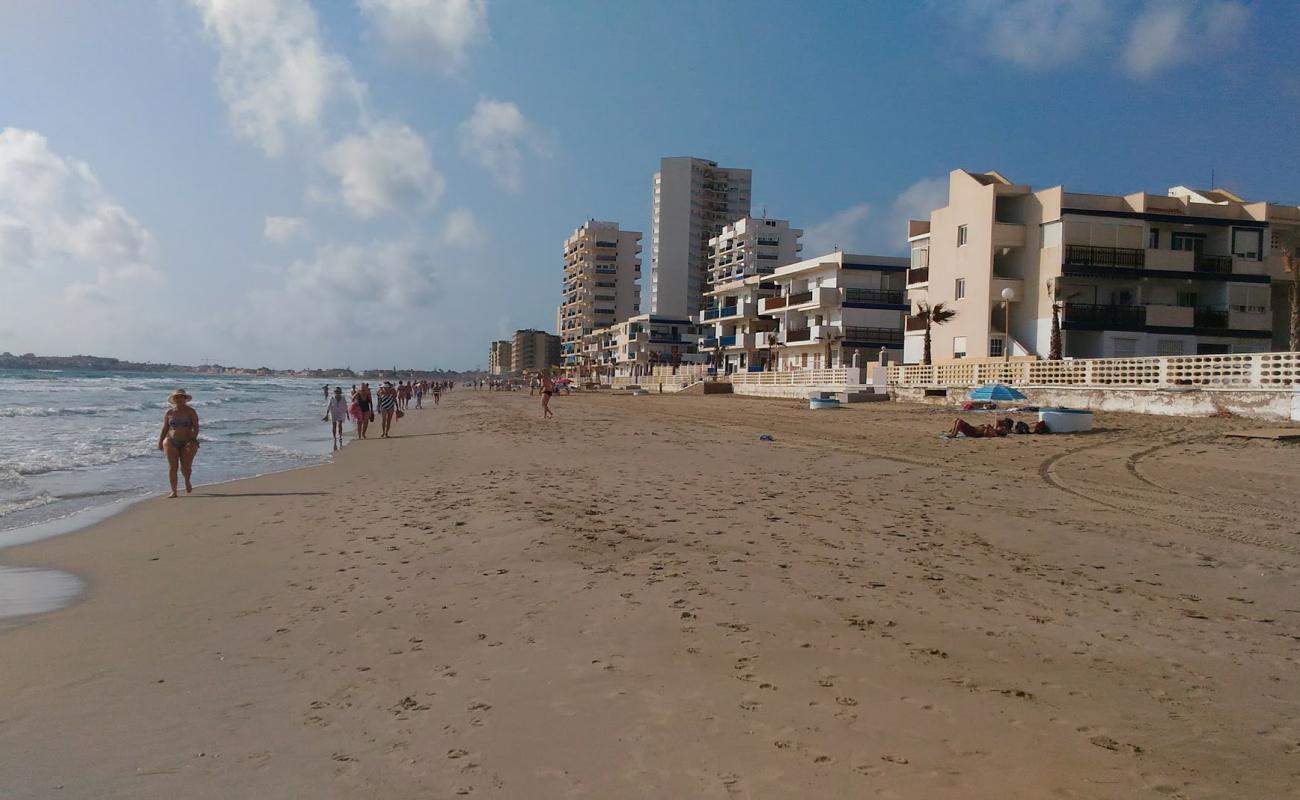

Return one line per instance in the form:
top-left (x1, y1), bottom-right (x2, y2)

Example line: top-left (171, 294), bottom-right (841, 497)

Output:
top-left (1229, 305), bottom-right (1271, 330)
top-left (784, 327), bottom-right (812, 343)
top-left (1194, 254), bottom-right (1233, 274)
top-left (992, 222), bottom-right (1026, 248)
top-left (904, 316), bottom-right (929, 332)
top-left (843, 288), bottom-right (906, 307)
top-left (1063, 244), bottom-right (1146, 270)
top-left (785, 290), bottom-right (815, 307)
top-left (907, 266), bottom-right (929, 286)
top-left (760, 296), bottom-right (787, 313)
top-left (700, 336), bottom-right (718, 349)
top-left (1144, 304), bottom-right (1194, 327)
top-left (1062, 302), bottom-right (1145, 329)
top-left (1193, 307), bottom-right (1229, 329)
top-left (702, 303), bottom-right (741, 321)
top-left (719, 334), bottom-right (738, 347)
top-left (843, 326), bottom-right (905, 346)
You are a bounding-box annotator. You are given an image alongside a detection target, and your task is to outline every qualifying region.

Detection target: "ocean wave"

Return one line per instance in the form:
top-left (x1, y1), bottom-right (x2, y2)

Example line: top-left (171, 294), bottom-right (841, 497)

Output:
top-left (10, 444), bottom-right (156, 476)
top-left (0, 402), bottom-right (160, 418)
top-left (0, 492), bottom-right (57, 516)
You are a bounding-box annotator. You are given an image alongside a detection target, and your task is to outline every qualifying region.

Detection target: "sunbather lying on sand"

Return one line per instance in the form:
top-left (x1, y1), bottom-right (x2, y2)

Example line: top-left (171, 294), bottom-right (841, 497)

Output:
top-left (947, 417), bottom-right (1049, 438)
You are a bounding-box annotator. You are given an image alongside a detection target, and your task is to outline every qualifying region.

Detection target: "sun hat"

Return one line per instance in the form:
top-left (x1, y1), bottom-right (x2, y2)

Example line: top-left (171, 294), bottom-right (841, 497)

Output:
top-left (168, 388), bottom-right (192, 403)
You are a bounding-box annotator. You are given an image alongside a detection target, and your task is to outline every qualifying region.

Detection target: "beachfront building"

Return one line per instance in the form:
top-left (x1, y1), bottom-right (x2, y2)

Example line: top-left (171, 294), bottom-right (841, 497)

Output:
top-left (488, 340), bottom-right (513, 376)
top-left (510, 329), bottom-right (562, 374)
top-left (707, 217), bottom-right (803, 286)
top-left (754, 250), bottom-right (910, 370)
top-left (573, 313), bottom-right (702, 379)
top-left (905, 170), bottom-right (1300, 363)
top-left (696, 276), bottom-right (780, 373)
top-left (559, 220), bottom-right (642, 367)
top-left (650, 157), bottom-right (752, 319)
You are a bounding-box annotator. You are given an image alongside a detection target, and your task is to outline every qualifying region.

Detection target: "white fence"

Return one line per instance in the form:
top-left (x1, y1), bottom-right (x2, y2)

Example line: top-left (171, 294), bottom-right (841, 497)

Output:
top-left (727, 368), bottom-right (848, 386)
top-left (889, 352), bottom-right (1300, 390)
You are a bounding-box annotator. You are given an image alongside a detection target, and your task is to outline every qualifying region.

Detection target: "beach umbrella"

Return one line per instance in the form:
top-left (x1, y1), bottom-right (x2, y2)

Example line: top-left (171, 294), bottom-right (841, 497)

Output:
top-left (968, 383), bottom-right (1026, 402)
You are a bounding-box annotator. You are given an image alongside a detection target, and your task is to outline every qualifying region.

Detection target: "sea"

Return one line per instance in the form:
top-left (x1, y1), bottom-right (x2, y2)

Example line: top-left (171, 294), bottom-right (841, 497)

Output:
top-left (0, 369), bottom-right (342, 621)
top-left (0, 369), bottom-right (341, 540)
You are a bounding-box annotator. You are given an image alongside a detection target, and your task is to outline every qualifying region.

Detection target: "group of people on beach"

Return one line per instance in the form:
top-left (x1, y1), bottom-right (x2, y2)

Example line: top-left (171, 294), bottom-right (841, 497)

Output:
top-left (325, 380), bottom-right (451, 443)
top-left (157, 380), bottom-right (457, 497)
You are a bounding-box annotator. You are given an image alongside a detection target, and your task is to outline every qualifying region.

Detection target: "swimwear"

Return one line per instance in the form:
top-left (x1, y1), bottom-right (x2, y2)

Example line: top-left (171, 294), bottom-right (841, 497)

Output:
top-left (378, 393), bottom-right (397, 411)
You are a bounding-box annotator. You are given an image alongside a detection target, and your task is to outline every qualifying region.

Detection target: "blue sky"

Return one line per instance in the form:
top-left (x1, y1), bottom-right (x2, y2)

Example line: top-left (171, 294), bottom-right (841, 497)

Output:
top-left (1, 0), bottom-right (1297, 370)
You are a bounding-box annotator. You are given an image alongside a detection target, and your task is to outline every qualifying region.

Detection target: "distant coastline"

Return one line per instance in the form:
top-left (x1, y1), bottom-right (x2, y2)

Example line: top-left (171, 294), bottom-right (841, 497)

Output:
top-left (0, 352), bottom-right (475, 380)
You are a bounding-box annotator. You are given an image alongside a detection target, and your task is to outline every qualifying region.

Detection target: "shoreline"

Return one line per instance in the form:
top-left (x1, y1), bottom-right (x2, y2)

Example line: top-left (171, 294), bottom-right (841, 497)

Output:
top-left (0, 449), bottom-right (340, 624)
top-left (2, 391), bottom-right (1298, 798)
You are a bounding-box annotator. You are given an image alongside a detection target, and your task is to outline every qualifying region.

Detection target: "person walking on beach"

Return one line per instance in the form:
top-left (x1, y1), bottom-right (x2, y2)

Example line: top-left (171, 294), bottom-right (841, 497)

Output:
top-left (540, 372), bottom-right (556, 419)
top-left (324, 387), bottom-right (349, 448)
top-left (322, 384), bottom-right (329, 399)
top-left (157, 388), bottom-right (199, 498)
top-left (356, 383), bottom-right (373, 439)
top-left (377, 381), bottom-right (399, 437)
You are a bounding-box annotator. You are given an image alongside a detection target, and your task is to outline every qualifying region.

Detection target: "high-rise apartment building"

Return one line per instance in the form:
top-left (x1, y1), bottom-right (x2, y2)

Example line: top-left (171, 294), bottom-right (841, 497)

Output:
top-left (488, 340), bottom-right (513, 375)
top-left (905, 170), bottom-right (1300, 363)
top-left (707, 217), bottom-right (802, 285)
top-left (558, 220), bottom-right (642, 367)
top-left (511, 329), bottom-right (562, 374)
top-left (650, 157), bottom-right (751, 319)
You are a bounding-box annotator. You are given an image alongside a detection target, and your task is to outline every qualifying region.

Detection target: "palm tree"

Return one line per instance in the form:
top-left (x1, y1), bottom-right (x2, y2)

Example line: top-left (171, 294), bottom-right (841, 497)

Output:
top-left (766, 332), bottom-right (782, 372)
top-left (907, 302), bottom-right (956, 366)
top-left (1046, 281), bottom-right (1082, 360)
top-left (823, 333), bottom-right (843, 370)
top-left (1286, 253), bottom-right (1300, 352)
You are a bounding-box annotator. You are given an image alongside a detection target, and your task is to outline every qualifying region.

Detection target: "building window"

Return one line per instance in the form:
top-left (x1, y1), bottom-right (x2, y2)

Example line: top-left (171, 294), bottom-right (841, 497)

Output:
top-left (989, 337), bottom-right (1004, 358)
top-left (1171, 232), bottom-right (1205, 252)
top-left (955, 278), bottom-right (966, 300)
top-left (957, 225), bottom-right (968, 246)
top-left (1148, 228), bottom-right (1160, 249)
top-left (1176, 291), bottom-right (1198, 308)
top-left (1231, 228), bottom-right (1262, 261)
top-left (953, 336), bottom-right (967, 359)
top-left (1156, 339), bottom-right (1184, 356)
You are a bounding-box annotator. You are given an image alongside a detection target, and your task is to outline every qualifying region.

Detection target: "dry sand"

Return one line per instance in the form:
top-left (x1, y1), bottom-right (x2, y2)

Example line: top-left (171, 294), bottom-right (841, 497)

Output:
top-left (2, 390), bottom-right (1299, 799)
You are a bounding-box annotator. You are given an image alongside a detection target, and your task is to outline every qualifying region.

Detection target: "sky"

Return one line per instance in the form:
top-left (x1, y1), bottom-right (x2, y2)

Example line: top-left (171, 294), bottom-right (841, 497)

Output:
top-left (1, 0), bottom-right (1297, 371)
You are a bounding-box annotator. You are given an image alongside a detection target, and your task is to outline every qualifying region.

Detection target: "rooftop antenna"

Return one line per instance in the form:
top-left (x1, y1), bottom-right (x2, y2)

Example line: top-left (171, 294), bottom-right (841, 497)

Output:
top-left (1210, 168), bottom-right (1215, 188)
top-left (761, 205), bottom-right (767, 219)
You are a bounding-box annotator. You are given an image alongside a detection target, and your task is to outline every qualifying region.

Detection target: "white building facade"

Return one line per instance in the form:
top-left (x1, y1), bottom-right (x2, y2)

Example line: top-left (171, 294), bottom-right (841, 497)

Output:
top-left (757, 251), bottom-right (910, 370)
top-left (559, 220), bottom-right (642, 367)
top-left (707, 217), bottom-right (802, 286)
top-left (650, 157), bottom-right (751, 319)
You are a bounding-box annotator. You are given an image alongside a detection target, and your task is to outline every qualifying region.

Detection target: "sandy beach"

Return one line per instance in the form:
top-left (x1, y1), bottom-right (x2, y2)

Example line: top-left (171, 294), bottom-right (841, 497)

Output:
top-left (2, 390), bottom-right (1299, 799)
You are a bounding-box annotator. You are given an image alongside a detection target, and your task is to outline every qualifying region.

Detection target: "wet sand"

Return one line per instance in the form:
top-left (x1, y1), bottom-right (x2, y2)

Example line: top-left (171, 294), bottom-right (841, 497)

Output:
top-left (2, 390), bottom-right (1299, 799)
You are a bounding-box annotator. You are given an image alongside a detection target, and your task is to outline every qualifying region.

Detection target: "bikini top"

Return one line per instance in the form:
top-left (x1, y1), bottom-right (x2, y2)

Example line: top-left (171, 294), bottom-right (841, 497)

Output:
top-left (169, 414), bottom-right (194, 429)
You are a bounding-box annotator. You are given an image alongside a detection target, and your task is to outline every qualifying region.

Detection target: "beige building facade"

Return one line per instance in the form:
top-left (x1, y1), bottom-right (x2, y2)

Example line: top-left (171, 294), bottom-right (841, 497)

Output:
top-left (650, 157), bottom-right (752, 319)
top-left (905, 170), bottom-right (1300, 364)
top-left (558, 220), bottom-right (641, 367)
top-left (487, 340), bottom-right (512, 376)
top-left (511, 329), bottom-right (561, 374)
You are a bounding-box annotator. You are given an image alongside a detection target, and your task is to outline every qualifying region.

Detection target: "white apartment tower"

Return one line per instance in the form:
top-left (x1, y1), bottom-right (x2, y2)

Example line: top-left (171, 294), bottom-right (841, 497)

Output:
top-left (559, 220), bottom-right (642, 367)
top-left (650, 157), bottom-right (752, 319)
top-left (708, 217), bottom-right (803, 285)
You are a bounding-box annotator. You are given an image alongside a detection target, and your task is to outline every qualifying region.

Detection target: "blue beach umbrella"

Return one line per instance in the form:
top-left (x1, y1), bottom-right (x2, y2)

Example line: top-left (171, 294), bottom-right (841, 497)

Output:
top-left (968, 383), bottom-right (1026, 402)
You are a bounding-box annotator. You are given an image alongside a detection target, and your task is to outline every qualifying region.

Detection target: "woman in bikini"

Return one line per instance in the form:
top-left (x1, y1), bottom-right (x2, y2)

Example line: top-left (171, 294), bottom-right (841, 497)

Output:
top-left (158, 388), bottom-right (199, 498)
top-left (356, 383), bottom-right (373, 439)
top-left (539, 372), bottom-right (556, 419)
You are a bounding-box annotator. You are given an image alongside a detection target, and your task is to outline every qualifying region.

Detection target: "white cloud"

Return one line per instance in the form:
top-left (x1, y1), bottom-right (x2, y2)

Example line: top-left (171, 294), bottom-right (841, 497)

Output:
top-left (1123, 1), bottom-right (1249, 78)
top-left (190, 0), bottom-right (364, 157)
top-left (264, 215), bottom-right (309, 243)
top-left (284, 240), bottom-right (439, 308)
top-left (0, 127), bottom-right (156, 284)
top-left (320, 122), bottom-right (445, 217)
top-left (441, 207), bottom-right (485, 248)
top-left (0, 127), bottom-right (163, 357)
top-left (458, 97), bottom-right (543, 193)
top-left (802, 202), bottom-right (872, 256)
top-left (359, 0), bottom-right (489, 72)
top-left (955, 0), bottom-right (1113, 69)
top-left (802, 177), bottom-right (949, 257)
